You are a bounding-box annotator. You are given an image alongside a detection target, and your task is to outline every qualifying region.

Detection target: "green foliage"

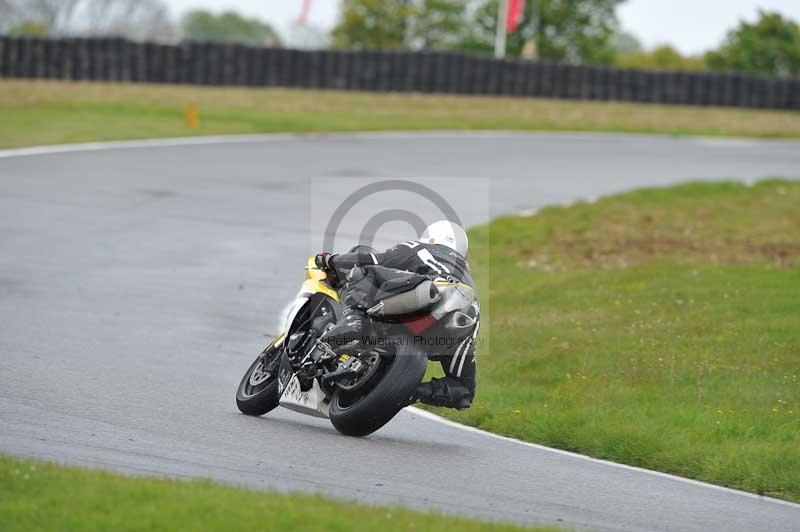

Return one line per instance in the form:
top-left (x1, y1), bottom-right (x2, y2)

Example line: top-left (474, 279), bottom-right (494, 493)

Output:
top-left (0, 455), bottom-right (549, 532)
top-left (181, 9), bottom-right (281, 46)
top-left (462, 0), bottom-right (623, 64)
top-left (432, 179), bottom-right (800, 502)
top-left (332, 0), bottom-right (466, 50)
top-left (617, 45), bottom-right (706, 71)
top-left (332, 0), bottom-right (622, 61)
top-left (8, 21), bottom-right (48, 37)
top-left (412, 0), bottom-right (468, 50)
top-left (705, 10), bottom-right (800, 77)
top-left (331, 0), bottom-right (417, 49)
top-left (459, 0), bottom-right (502, 54)
top-left (537, 0), bottom-right (623, 64)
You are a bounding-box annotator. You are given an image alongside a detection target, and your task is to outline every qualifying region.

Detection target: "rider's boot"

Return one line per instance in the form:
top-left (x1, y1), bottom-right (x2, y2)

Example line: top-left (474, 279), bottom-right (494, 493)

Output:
top-left (412, 377), bottom-right (473, 410)
top-left (321, 307), bottom-right (370, 355)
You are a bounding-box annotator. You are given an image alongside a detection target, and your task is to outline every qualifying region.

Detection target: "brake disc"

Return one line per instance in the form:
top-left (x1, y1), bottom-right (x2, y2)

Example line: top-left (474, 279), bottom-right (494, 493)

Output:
top-left (336, 352), bottom-right (381, 391)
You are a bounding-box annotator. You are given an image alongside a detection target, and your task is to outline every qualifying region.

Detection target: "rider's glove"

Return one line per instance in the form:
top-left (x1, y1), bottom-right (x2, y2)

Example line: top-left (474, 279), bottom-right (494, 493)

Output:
top-left (315, 252), bottom-right (334, 272)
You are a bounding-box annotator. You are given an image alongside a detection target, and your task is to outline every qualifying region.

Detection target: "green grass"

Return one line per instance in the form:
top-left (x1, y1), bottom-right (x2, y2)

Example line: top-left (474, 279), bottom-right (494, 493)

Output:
top-left (427, 179), bottom-right (800, 502)
top-left (0, 455), bottom-right (555, 532)
top-left (2, 80), bottom-right (800, 148)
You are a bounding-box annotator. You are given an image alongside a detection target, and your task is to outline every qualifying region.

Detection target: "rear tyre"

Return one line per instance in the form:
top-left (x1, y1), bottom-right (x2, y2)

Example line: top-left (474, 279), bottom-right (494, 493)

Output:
top-left (236, 343), bottom-right (281, 416)
top-left (329, 342), bottom-right (427, 437)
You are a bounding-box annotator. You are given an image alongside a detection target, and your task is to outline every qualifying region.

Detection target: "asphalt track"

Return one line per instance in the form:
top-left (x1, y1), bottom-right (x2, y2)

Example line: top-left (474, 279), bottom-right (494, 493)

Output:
top-left (1, 132), bottom-right (799, 532)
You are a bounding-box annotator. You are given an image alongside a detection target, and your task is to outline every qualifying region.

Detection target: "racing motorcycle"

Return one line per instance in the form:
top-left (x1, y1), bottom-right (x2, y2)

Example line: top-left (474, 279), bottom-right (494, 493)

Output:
top-left (235, 246), bottom-right (478, 437)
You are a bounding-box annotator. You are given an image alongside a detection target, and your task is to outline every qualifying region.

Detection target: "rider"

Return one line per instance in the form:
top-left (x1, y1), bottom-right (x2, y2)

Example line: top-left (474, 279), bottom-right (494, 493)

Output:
top-left (315, 220), bottom-right (478, 410)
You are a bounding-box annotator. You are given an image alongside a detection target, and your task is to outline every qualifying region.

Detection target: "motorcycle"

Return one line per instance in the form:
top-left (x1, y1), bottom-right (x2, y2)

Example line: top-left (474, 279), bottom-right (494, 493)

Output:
top-left (235, 246), bottom-right (479, 437)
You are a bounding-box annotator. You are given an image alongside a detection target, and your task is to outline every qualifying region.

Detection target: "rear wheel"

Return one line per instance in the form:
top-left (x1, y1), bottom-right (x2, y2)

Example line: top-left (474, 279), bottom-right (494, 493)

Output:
top-left (236, 341), bottom-right (281, 416)
top-left (329, 341), bottom-right (427, 437)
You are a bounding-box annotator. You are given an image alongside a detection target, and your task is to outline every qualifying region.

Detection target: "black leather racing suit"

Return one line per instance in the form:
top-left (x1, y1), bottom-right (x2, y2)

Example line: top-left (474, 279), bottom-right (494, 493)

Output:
top-left (324, 241), bottom-right (478, 407)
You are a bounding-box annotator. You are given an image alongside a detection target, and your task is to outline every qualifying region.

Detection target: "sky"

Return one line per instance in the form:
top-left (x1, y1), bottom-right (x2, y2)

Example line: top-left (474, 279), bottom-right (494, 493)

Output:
top-left (164, 0), bottom-right (800, 55)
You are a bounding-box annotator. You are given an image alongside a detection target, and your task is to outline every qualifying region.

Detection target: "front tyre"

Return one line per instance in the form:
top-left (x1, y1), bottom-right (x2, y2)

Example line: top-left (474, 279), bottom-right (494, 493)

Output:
top-left (236, 342), bottom-right (281, 416)
top-left (329, 342), bottom-right (427, 437)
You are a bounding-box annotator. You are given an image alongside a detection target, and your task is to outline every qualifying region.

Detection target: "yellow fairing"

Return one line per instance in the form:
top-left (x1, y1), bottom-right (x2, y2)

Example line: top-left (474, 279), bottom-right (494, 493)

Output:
top-left (306, 257), bottom-right (327, 280)
top-left (304, 256), bottom-right (339, 301)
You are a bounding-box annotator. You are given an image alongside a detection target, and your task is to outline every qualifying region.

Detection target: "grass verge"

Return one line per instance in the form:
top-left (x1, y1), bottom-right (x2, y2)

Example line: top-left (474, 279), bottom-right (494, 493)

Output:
top-left (0, 455), bottom-right (554, 532)
top-left (431, 179), bottom-right (800, 502)
top-left (2, 80), bottom-right (800, 148)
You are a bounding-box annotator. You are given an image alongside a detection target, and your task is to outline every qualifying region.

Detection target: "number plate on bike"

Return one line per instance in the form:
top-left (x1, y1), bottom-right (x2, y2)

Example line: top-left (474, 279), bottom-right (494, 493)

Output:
top-left (279, 375), bottom-right (330, 419)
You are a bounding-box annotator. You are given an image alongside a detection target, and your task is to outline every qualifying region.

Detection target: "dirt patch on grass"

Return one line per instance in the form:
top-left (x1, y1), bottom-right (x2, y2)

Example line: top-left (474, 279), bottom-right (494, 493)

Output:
top-left (524, 236), bottom-right (800, 271)
top-left (508, 181), bottom-right (800, 272)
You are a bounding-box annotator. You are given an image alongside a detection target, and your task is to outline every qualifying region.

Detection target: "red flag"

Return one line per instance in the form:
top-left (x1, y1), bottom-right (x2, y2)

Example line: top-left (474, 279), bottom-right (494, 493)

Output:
top-left (299, 0), bottom-right (312, 26)
top-left (506, 0), bottom-right (525, 33)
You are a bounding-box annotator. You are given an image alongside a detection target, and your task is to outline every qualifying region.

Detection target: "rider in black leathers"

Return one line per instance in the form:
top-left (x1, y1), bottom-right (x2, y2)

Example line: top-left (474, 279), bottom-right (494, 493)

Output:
top-left (315, 221), bottom-right (478, 410)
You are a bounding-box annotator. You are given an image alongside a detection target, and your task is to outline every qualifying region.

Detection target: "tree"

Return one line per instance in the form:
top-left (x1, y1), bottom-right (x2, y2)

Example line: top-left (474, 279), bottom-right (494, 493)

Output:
top-left (462, 0), bottom-right (624, 64)
top-left (331, 0), bottom-right (416, 49)
top-left (460, 1), bottom-right (503, 54)
top-left (705, 10), bottom-right (800, 77)
top-left (332, 0), bottom-right (467, 51)
top-left (181, 9), bottom-right (281, 46)
top-left (0, 0), bottom-right (174, 41)
top-left (538, 0), bottom-right (623, 64)
top-left (410, 0), bottom-right (468, 50)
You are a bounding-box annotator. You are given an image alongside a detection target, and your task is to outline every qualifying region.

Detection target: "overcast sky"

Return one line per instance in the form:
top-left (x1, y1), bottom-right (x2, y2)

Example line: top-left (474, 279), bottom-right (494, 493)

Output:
top-left (164, 0), bottom-right (800, 55)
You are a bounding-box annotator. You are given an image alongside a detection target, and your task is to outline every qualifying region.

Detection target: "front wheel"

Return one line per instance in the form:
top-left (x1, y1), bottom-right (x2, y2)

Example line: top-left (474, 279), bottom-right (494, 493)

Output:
top-left (236, 340), bottom-right (282, 416)
top-left (329, 342), bottom-right (427, 437)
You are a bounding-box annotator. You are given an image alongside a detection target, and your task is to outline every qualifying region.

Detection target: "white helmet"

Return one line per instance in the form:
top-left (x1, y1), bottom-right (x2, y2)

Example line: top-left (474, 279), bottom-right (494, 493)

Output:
top-left (420, 220), bottom-right (468, 257)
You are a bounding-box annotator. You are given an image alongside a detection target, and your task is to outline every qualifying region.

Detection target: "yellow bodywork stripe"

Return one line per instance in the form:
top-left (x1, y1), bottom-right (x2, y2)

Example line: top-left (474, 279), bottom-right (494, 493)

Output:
top-left (301, 279), bottom-right (339, 302)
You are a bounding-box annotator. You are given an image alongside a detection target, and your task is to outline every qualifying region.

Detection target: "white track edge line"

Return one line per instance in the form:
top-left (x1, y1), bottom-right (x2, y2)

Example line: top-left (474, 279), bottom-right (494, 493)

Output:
top-left (0, 131), bottom-right (539, 158)
top-left (407, 407), bottom-right (800, 510)
top-left (1, 130), bottom-right (795, 159)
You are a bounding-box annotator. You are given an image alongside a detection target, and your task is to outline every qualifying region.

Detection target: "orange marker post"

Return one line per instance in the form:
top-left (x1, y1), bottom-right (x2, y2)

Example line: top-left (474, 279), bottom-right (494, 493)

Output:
top-left (185, 102), bottom-right (200, 129)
